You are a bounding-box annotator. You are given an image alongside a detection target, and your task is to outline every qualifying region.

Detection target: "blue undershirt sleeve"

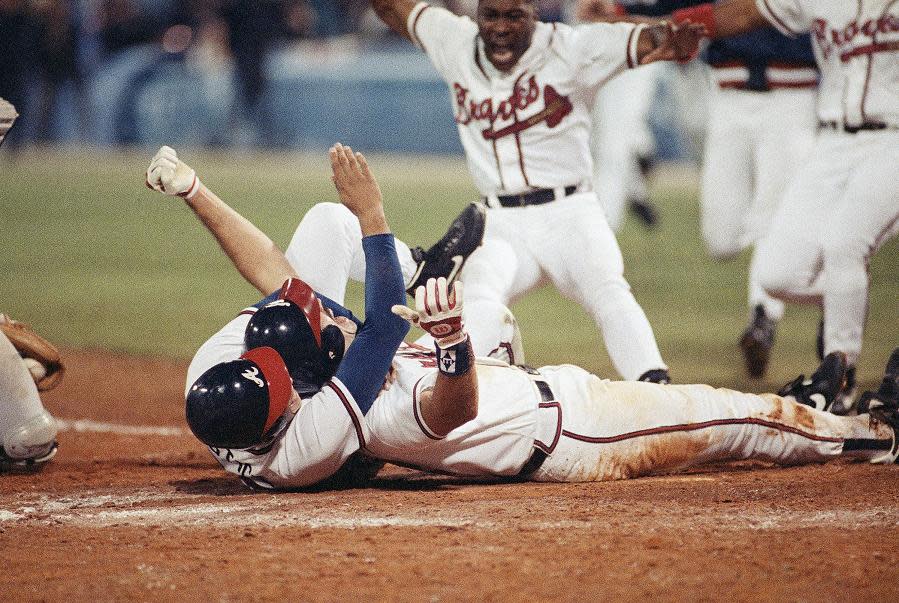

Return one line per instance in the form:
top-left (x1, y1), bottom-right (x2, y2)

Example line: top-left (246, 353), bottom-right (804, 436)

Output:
top-left (335, 233), bottom-right (410, 413)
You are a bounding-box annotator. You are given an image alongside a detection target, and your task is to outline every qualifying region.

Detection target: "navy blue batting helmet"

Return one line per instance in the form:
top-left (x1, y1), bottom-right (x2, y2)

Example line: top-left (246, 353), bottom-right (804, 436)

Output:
top-left (245, 278), bottom-right (345, 389)
top-left (185, 346), bottom-right (295, 449)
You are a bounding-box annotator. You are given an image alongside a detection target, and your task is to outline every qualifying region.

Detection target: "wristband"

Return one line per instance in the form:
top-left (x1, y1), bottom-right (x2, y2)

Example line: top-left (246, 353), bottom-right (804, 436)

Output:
top-left (672, 3), bottom-right (716, 38)
top-left (436, 336), bottom-right (473, 377)
top-left (179, 174), bottom-right (202, 199)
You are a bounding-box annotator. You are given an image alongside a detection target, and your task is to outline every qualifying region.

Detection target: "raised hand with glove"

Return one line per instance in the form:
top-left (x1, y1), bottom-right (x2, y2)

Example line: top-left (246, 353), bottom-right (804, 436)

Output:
top-left (145, 145), bottom-right (202, 199)
top-left (392, 276), bottom-right (479, 436)
top-left (392, 276), bottom-right (471, 377)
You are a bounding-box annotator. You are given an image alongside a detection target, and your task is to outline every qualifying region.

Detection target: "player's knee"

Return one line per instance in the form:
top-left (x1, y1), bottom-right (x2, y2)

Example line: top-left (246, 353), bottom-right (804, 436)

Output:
top-left (1, 410), bottom-right (57, 461)
top-left (756, 263), bottom-right (796, 300)
top-left (701, 223), bottom-right (741, 259)
top-left (303, 202), bottom-right (356, 233)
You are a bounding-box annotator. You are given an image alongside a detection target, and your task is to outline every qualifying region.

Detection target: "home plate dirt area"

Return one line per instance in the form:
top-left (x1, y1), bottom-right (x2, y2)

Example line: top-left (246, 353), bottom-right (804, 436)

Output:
top-left (1, 350), bottom-right (897, 601)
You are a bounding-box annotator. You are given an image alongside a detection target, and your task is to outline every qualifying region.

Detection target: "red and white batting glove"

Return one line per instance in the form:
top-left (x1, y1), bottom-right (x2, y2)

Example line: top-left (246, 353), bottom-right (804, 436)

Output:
top-left (392, 277), bottom-right (467, 349)
top-left (145, 146), bottom-right (201, 199)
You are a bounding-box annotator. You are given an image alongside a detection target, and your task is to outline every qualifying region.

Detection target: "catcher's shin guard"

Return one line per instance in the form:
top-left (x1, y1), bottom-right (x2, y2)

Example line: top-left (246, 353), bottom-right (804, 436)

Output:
top-left (0, 411), bottom-right (59, 471)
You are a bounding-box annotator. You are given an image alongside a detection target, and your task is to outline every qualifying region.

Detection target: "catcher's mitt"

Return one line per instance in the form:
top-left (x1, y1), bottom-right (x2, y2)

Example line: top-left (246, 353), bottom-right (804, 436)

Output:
top-left (0, 314), bottom-right (65, 391)
top-left (0, 97), bottom-right (18, 149)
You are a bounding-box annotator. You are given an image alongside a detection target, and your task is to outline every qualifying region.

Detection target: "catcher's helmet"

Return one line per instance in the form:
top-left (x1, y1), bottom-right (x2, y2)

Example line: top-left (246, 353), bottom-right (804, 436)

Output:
top-left (245, 278), bottom-right (345, 390)
top-left (185, 346), bottom-right (294, 449)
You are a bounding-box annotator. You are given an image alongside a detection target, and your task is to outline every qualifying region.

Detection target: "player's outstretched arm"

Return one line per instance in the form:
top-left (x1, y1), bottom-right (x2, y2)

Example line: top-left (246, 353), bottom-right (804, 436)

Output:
top-left (636, 20), bottom-right (706, 64)
top-left (329, 143), bottom-right (389, 236)
top-left (393, 277), bottom-right (478, 436)
top-left (671, 0), bottom-right (769, 39)
top-left (144, 146), bottom-right (296, 295)
top-left (371, 0), bottom-right (418, 40)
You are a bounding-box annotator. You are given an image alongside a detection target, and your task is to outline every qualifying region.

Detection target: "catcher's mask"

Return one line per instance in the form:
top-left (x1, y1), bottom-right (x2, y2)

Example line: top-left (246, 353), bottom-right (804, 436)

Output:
top-left (245, 278), bottom-right (345, 391)
top-left (185, 346), bottom-right (295, 450)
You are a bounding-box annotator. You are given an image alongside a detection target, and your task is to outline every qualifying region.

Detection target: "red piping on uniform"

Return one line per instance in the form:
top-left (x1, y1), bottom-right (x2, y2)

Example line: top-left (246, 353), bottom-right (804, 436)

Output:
top-left (325, 381), bottom-right (367, 447)
top-left (535, 401), bottom-right (562, 453)
top-left (717, 80), bottom-right (817, 90)
top-left (761, 0), bottom-right (799, 35)
top-left (561, 417), bottom-right (844, 444)
top-left (412, 375), bottom-right (444, 440)
top-left (411, 4), bottom-right (429, 48)
top-left (625, 26), bottom-right (638, 69)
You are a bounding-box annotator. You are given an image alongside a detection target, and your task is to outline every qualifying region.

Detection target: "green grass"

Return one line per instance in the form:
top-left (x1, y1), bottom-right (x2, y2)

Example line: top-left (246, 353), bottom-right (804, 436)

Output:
top-left (1, 148), bottom-right (896, 395)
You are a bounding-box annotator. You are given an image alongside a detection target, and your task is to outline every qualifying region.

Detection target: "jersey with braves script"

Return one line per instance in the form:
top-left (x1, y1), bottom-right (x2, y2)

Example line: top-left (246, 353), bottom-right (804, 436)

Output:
top-left (365, 343), bottom-right (552, 476)
top-left (407, 2), bottom-right (645, 196)
top-left (756, 0), bottom-right (899, 128)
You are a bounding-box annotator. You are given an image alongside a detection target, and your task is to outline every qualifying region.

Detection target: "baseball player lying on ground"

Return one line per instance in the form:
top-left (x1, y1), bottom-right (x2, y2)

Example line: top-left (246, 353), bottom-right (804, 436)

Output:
top-left (151, 147), bottom-right (899, 490)
top-left (146, 144), bottom-right (522, 488)
top-left (668, 0), bottom-right (899, 414)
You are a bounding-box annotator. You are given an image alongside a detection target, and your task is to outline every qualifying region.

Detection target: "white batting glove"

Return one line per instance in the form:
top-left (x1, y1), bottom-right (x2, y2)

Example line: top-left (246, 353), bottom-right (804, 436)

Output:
top-left (392, 277), bottom-right (467, 349)
top-left (145, 146), bottom-right (201, 199)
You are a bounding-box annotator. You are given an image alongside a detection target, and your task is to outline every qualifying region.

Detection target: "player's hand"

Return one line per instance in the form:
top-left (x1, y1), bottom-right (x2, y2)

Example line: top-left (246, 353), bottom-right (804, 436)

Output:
top-left (639, 20), bottom-right (706, 65)
top-left (575, 0), bottom-right (617, 22)
top-left (145, 146), bottom-right (201, 198)
top-left (392, 277), bottom-right (467, 349)
top-left (329, 143), bottom-right (386, 233)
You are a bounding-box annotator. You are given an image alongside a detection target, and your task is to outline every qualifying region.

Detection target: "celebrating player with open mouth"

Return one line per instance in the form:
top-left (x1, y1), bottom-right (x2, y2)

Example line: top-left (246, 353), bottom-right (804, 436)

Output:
top-left (369, 0), bottom-right (706, 384)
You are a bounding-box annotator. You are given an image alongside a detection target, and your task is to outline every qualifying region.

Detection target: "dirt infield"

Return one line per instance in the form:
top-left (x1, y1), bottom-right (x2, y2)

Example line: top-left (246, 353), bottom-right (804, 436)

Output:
top-left (2, 350), bottom-right (897, 601)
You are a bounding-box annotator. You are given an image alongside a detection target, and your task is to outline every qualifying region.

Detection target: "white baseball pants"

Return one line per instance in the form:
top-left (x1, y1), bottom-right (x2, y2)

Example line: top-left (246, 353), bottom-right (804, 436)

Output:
top-left (701, 87), bottom-right (817, 322)
top-left (532, 365), bottom-right (896, 482)
top-left (0, 330), bottom-right (57, 460)
top-left (460, 193), bottom-right (666, 380)
top-left (753, 129), bottom-right (899, 365)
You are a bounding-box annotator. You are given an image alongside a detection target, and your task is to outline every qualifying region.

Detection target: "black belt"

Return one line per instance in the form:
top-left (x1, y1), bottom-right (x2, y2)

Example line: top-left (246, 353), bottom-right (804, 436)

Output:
top-left (493, 185), bottom-right (577, 208)
top-left (515, 369), bottom-right (555, 478)
top-left (818, 120), bottom-right (893, 134)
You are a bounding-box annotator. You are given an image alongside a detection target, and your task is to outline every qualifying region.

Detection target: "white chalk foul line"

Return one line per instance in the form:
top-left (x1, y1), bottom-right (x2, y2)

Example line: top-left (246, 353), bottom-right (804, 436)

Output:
top-left (1, 489), bottom-right (897, 531)
top-left (56, 419), bottom-right (187, 437)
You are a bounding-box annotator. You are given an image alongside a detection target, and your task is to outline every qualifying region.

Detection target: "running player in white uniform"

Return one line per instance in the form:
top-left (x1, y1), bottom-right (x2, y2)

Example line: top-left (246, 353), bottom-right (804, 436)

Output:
top-left (672, 0), bottom-right (899, 411)
top-left (370, 0), bottom-right (706, 383)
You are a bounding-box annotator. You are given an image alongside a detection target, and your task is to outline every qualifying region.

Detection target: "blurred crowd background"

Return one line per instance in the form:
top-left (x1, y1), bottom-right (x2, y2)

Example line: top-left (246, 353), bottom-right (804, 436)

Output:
top-left (0, 0), bottom-right (702, 155)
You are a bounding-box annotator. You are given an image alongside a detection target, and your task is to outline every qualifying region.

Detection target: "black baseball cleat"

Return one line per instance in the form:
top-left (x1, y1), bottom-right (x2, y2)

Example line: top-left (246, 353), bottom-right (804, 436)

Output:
top-left (739, 305), bottom-right (777, 378)
top-left (638, 368), bottom-right (671, 384)
top-left (406, 202), bottom-right (487, 295)
top-left (828, 366), bottom-right (857, 415)
top-left (856, 348), bottom-right (899, 416)
top-left (815, 318), bottom-right (825, 361)
top-left (858, 348), bottom-right (899, 464)
top-left (628, 198), bottom-right (659, 229)
top-left (777, 351), bottom-right (848, 412)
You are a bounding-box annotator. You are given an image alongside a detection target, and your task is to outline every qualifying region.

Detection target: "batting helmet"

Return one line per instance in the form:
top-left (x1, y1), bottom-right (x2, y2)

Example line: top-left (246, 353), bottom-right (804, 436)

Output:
top-left (185, 346), bottom-right (295, 449)
top-left (245, 278), bottom-right (345, 390)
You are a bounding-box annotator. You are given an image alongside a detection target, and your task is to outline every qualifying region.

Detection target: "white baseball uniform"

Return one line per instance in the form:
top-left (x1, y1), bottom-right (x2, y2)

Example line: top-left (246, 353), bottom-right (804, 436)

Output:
top-left (186, 203), bottom-right (524, 488)
top-left (0, 328), bottom-right (58, 465)
top-left (365, 348), bottom-right (897, 480)
top-left (407, 3), bottom-right (667, 380)
top-left (751, 0), bottom-right (899, 366)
